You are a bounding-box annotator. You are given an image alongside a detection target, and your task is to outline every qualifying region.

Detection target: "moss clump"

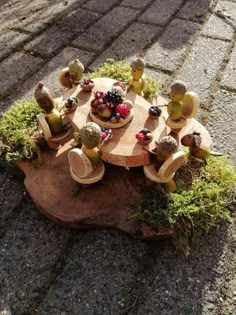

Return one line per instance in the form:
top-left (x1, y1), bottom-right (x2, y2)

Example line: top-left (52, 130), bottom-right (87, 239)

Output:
top-left (89, 59), bottom-right (159, 100)
top-left (137, 157), bottom-right (236, 254)
top-left (0, 100), bottom-right (42, 163)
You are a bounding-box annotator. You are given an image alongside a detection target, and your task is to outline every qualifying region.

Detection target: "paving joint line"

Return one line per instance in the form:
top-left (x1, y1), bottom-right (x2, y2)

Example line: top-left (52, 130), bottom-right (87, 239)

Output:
top-left (33, 231), bottom-right (78, 313)
top-left (201, 33), bottom-right (231, 42)
top-left (85, 0), bottom-right (158, 70)
top-left (141, 0), bottom-right (197, 59)
top-left (201, 31), bottom-right (236, 112)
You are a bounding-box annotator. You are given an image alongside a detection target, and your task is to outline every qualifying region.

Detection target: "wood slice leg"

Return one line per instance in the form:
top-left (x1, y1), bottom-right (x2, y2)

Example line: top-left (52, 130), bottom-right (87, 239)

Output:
top-left (166, 179), bottom-right (177, 192)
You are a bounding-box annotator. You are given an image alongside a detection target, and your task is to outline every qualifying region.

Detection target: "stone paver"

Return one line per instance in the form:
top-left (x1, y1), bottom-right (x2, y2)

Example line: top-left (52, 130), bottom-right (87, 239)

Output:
top-left (214, 0), bottom-right (236, 25)
top-left (83, 0), bottom-right (119, 12)
top-left (121, 0), bottom-right (153, 9)
top-left (145, 19), bottom-right (200, 72)
top-left (0, 52), bottom-right (43, 98)
top-left (25, 9), bottom-right (100, 57)
top-left (72, 6), bottom-right (139, 52)
top-left (138, 0), bottom-right (184, 26)
top-left (0, 171), bottom-right (24, 231)
top-left (145, 68), bottom-right (170, 93)
top-left (19, 47), bottom-right (95, 100)
top-left (177, 0), bottom-right (213, 23)
top-left (90, 22), bottom-right (161, 69)
top-left (0, 30), bottom-right (30, 61)
top-left (2, 0), bottom-right (85, 34)
top-left (135, 225), bottom-right (233, 315)
top-left (37, 231), bottom-right (147, 314)
top-left (205, 89), bottom-right (236, 159)
top-left (201, 13), bottom-right (234, 40)
top-left (0, 0), bottom-right (47, 32)
top-left (221, 43), bottom-right (236, 91)
top-left (0, 198), bottom-right (72, 315)
top-left (176, 36), bottom-right (230, 105)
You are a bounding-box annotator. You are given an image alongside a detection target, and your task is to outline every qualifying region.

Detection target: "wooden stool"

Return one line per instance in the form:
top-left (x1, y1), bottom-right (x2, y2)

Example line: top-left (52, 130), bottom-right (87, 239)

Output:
top-left (143, 151), bottom-right (186, 192)
top-left (37, 113), bottom-right (70, 150)
top-left (68, 148), bottom-right (105, 184)
top-left (167, 91), bottom-right (200, 131)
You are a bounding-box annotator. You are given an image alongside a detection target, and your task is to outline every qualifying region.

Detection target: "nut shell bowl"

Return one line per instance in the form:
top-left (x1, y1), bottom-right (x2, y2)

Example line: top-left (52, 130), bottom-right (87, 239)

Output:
top-left (136, 129), bottom-right (153, 145)
top-left (63, 97), bottom-right (79, 113)
top-left (138, 138), bottom-right (153, 145)
top-left (80, 79), bottom-right (95, 92)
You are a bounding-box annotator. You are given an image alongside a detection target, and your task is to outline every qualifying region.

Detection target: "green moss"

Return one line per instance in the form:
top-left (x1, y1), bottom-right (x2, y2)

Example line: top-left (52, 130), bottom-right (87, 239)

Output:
top-left (89, 59), bottom-right (159, 100)
top-left (0, 100), bottom-right (43, 163)
top-left (137, 157), bottom-right (236, 254)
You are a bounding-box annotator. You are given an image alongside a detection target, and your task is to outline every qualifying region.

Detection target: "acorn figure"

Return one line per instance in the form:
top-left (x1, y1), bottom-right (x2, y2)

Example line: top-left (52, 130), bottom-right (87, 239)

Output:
top-left (127, 57), bottom-right (147, 96)
top-left (167, 80), bottom-right (200, 135)
top-left (143, 136), bottom-right (186, 192)
top-left (68, 122), bottom-right (105, 185)
top-left (181, 132), bottom-right (222, 161)
top-left (80, 122), bottom-right (102, 168)
top-left (155, 136), bottom-right (178, 170)
top-left (34, 82), bottom-right (63, 136)
top-left (59, 58), bottom-right (84, 89)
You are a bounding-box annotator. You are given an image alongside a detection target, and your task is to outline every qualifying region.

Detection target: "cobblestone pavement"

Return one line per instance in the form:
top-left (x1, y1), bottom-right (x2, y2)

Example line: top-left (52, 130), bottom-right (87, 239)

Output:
top-left (0, 0), bottom-right (236, 314)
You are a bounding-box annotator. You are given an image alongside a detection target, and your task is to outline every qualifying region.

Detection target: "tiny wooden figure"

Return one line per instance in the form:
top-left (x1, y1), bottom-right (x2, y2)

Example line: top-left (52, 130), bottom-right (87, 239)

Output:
top-left (181, 132), bottom-right (222, 161)
top-left (127, 57), bottom-right (147, 96)
top-left (166, 80), bottom-right (199, 135)
top-left (59, 58), bottom-right (84, 89)
top-left (68, 122), bottom-right (105, 184)
top-left (35, 82), bottom-right (70, 149)
top-left (35, 82), bottom-right (63, 136)
top-left (143, 136), bottom-right (186, 192)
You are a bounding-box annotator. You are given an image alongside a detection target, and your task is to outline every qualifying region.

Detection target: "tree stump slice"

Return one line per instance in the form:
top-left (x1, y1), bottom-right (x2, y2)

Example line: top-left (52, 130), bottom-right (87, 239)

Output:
top-left (16, 77), bottom-right (214, 238)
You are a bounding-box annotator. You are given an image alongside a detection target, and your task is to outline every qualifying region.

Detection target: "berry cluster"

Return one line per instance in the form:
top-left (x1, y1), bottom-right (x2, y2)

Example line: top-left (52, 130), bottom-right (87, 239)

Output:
top-left (90, 87), bottom-right (130, 124)
top-left (103, 91), bottom-right (123, 107)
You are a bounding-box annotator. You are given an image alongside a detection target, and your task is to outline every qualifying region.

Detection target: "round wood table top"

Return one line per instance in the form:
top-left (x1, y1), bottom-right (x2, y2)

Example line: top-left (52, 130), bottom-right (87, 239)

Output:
top-left (63, 77), bottom-right (212, 167)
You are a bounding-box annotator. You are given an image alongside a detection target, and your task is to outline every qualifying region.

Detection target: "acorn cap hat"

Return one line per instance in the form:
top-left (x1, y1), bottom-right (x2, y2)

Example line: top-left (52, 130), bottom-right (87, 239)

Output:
top-left (131, 57), bottom-right (145, 70)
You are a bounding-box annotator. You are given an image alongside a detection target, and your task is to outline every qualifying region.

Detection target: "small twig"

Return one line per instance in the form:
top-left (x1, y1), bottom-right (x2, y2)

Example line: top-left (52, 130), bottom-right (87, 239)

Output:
top-left (98, 134), bottom-right (113, 150)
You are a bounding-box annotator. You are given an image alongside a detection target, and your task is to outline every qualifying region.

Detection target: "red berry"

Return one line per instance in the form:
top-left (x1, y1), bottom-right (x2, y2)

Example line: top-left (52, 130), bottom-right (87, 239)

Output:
top-left (98, 98), bottom-right (103, 105)
top-left (136, 133), bottom-right (145, 141)
top-left (113, 81), bottom-right (126, 91)
top-left (115, 104), bottom-right (129, 118)
top-left (101, 132), bottom-right (107, 140)
top-left (95, 91), bottom-right (106, 99)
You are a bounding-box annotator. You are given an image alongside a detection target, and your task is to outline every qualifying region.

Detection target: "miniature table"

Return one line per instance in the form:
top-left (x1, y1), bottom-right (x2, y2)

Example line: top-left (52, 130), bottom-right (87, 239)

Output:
top-left (63, 78), bottom-right (212, 167)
